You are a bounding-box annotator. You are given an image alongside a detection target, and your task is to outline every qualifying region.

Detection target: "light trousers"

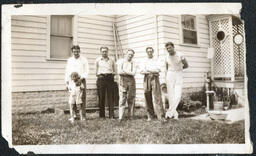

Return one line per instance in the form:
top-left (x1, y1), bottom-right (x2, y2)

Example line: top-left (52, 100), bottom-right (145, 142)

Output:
top-left (119, 76), bottom-right (136, 120)
top-left (166, 71), bottom-right (183, 118)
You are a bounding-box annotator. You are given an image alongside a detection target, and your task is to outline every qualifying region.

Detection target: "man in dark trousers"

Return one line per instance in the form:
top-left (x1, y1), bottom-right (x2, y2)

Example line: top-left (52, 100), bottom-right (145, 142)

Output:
top-left (95, 46), bottom-right (116, 118)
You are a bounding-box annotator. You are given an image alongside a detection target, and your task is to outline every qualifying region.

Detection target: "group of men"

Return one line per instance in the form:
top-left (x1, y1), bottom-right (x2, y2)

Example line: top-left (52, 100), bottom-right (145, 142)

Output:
top-left (65, 42), bottom-right (188, 123)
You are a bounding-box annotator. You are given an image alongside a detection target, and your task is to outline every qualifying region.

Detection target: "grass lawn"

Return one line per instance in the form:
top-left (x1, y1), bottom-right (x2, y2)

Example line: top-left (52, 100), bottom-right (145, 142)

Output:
top-left (12, 108), bottom-right (245, 145)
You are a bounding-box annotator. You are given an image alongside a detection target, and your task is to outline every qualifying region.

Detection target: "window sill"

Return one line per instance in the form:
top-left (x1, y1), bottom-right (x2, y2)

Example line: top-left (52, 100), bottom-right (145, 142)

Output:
top-left (46, 58), bottom-right (68, 61)
top-left (179, 43), bottom-right (201, 48)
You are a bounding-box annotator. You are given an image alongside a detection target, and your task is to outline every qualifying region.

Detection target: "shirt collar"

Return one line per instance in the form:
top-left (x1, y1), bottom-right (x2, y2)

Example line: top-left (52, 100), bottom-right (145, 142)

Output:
top-left (72, 56), bottom-right (81, 60)
top-left (100, 56), bottom-right (110, 61)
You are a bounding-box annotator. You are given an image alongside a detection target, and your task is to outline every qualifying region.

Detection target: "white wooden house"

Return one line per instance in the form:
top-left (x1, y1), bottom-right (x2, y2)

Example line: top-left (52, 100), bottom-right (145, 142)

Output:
top-left (11, 15), bottom-right (245, 113)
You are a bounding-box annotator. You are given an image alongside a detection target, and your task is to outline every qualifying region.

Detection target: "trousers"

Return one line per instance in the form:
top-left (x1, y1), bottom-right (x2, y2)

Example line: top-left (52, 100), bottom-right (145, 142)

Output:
top-left (143, 74), bottom-right (165, 119)
top-left (166, 71), bottom-right (183, 118)
top-left (118, 75), bottom-right (136, 120)
top-left (97, 74), bottom-right (114, 118)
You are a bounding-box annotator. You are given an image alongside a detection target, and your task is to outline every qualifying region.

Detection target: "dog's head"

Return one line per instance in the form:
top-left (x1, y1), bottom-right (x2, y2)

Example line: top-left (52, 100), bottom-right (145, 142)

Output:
top-left (70, 72), bottom-right (80, 82)
top-left (160, 83), bottom-right (167, 94)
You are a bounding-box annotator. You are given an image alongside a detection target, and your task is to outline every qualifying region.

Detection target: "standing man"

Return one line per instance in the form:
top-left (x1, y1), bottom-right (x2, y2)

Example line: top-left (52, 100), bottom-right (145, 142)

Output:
top-left (164, 42), bottom-right (188, 119)
top-left (95, 46), bottom-right (116, 118)
top-left (65, 45), bottom-right (89, 121)
top-left (140, 47), bottom-right (166, 122)
top-left (116, 49), bottom-right (136, 122)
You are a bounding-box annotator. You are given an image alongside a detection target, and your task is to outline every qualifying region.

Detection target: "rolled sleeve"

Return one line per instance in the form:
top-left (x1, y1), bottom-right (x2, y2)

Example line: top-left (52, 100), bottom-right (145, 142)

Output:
top-left (81, 57), bottom-right (89, 79)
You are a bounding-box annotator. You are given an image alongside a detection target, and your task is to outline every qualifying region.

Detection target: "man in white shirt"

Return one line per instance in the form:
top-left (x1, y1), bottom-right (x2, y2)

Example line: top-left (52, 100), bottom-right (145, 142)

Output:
top-left (65, 45), bottom-right (89, 121)
top-left (164, 42), bottom-right (188, 119)
top-left (95, 46), bottom-right (116, 118)
top-left (140, 47), bottom-right (166, 122)
top-left (116, 49), bottom-right (136, 122)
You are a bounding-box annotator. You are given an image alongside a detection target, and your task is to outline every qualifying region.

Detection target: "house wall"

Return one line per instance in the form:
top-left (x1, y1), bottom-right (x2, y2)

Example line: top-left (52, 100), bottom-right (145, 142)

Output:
top-left (11, 15), bottom-right (115, 112)
top-left (115, 15), bottom-right (211, 105)
top-left (11, 15), bottom-right (211, 112)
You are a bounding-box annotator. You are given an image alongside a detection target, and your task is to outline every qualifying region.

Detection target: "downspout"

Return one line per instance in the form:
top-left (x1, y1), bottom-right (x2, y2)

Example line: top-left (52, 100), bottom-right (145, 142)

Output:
top-left (155, 15), bottom-right (159, 57)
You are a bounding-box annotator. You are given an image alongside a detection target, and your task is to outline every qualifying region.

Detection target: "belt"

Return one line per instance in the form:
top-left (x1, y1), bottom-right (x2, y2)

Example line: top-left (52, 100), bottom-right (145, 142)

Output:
top-left (120, 74), bottom-right (134, 78)
top-left (145, 73), bottom-right (159, 77)
top-left (97, 73), bottom-right (113, 78)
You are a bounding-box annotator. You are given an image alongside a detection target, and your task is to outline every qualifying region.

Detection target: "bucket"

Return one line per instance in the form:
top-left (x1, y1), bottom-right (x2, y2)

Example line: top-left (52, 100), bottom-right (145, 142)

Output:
top-left (213, 101), bottom-right (224, 110)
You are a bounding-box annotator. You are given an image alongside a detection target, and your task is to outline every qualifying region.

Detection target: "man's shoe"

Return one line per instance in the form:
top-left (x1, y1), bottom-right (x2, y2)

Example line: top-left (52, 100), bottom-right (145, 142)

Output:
top-left (69, 117), bottom-right (74, 123)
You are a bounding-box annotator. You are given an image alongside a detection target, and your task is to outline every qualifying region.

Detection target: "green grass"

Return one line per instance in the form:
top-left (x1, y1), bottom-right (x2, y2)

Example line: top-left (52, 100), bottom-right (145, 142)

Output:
top-left (12, 108), bottom-right (245, 145)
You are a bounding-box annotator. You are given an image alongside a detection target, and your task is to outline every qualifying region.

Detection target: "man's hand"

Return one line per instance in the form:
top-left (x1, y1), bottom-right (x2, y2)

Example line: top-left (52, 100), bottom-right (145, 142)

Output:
top-left (66, 81), bottom-right (69, 91)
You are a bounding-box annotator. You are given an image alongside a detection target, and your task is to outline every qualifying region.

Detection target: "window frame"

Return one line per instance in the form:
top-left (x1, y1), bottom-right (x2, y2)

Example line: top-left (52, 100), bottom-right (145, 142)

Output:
top-left (46, 15), bottom-right (78, 61)
top-left (179, 15), bottom-right (200, 47)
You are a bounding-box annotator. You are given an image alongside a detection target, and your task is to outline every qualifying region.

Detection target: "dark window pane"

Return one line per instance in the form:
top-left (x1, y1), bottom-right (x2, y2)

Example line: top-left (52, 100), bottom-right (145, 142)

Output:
top-left (183, 29), bottom-right (197, 44)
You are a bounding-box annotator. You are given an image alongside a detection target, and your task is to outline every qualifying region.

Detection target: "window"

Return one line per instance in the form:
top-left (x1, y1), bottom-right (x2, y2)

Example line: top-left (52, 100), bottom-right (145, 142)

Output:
top-left (181, 15), bottom-right (198, 45)
top-left (50, 15), bottom-right (73, 59)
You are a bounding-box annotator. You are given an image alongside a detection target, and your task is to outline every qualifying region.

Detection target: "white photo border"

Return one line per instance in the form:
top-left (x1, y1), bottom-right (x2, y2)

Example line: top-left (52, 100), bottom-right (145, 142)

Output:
top-left (1, 3), bottom-right (252, 154)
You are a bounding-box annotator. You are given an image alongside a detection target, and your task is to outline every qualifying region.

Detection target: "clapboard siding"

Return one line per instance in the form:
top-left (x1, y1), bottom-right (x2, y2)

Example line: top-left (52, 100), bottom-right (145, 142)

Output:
top-left (77, 15), bottom-right (115, 88)
top-left (116, 15), bottom-right (210, 91)
top-left (12, 15), bottom-right (210, 92)
top-left (160, 15), bottom-right (210, 88)
top-left (11, 15), bottom-right (115, 92)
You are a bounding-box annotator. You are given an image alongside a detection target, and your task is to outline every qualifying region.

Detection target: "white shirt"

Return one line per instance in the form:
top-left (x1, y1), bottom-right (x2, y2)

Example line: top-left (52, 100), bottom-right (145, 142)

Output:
top-left (65, 56), bottom-right (89, 82)
top-left (116, 58), bottom-right (136, 75)
top-left (164, 51), bottom-right (184, 72)
top-left (139, 57), bottom-right (161, 73)
top-left (95, 57), bottom-right (115, 75)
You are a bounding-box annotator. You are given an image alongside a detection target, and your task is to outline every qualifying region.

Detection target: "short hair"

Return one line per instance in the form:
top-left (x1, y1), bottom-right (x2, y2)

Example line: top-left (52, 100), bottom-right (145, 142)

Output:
top-left (71, 45), bottom-right (80, 51)
top-left (100, 46), bottom-right (109, 51)
top-left (165, 42), bottom-right (174, 48)
top-left (127, 49), bottom-right (135, 54)
top-left (146, 47), bottom-right (154, 52)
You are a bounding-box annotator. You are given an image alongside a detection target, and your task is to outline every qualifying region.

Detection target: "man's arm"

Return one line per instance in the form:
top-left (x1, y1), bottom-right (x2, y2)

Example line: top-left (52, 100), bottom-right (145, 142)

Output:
top-left (81, 58), bottom-right (89, 80)
top-left (65, 59), bottom-right (70, 89)
top-left (139, 61), bottom-right (149, 75)
top-left (112, 59), bottom-right (117, 75)
top-left (181, 56), bottom-right (189, 69)
top-left (95, 58), bottom-right (99, 76)
top-left (146, 59), bottom-right (161, 74)
top-left (116, 60), bottom-right (126, 75)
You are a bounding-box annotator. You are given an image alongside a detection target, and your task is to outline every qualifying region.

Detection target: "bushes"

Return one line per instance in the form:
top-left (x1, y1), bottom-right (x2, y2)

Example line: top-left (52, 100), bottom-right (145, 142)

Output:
top-left (178, 88), bottom-right (206, 112)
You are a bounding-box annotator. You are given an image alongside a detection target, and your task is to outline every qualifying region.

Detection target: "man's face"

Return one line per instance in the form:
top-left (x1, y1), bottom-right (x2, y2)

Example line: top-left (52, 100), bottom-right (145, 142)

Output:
top-left (72, 48), bottom-right (80, 59)
top-left (166, 44), bottom-right (175, 55)
top-left (101, 48), bottom-right (108, 58)
top-left (126, 50), bottom-right (134, 61)
top-left (146, 48), bottom-right (154, 58)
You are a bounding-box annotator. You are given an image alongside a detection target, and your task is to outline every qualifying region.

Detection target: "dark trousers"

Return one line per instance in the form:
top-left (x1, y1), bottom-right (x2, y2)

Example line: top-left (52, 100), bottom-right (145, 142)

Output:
top-left (97, 74), bottom-right (114, 118)
top-left (144, 74), bottom-right (164, 119)
top-left (81, 79), bottom-right (86, 117)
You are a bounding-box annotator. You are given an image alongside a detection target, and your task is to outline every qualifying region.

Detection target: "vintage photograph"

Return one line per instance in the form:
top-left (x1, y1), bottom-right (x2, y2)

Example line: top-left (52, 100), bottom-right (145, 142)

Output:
top-left (2, 3), bottom-right (252, 154)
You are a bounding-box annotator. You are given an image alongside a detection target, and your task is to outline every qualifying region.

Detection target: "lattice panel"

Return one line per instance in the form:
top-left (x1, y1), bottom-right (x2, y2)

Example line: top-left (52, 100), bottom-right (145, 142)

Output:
top-left (211, 18), bottom-right (232, 77)
top-left (233, 24), bottom-right (245, 78)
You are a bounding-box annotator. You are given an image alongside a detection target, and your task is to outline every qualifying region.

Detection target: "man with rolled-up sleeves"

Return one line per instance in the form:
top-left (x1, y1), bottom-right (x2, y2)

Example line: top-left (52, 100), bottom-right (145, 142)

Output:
top-left (140, 47), bottom-right (166, 122)
top-left (65, 45), bottom-right (89, 121)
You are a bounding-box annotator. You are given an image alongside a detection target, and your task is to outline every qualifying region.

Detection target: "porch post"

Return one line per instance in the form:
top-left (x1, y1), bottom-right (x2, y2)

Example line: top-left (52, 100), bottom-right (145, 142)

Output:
top-left (229, 17), bottom-right (235, 81)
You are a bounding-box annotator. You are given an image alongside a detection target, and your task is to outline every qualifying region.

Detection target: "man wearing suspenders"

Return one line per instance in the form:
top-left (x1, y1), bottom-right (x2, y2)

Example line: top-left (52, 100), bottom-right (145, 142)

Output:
top-left (116, 49), bottom-right (136, 122)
